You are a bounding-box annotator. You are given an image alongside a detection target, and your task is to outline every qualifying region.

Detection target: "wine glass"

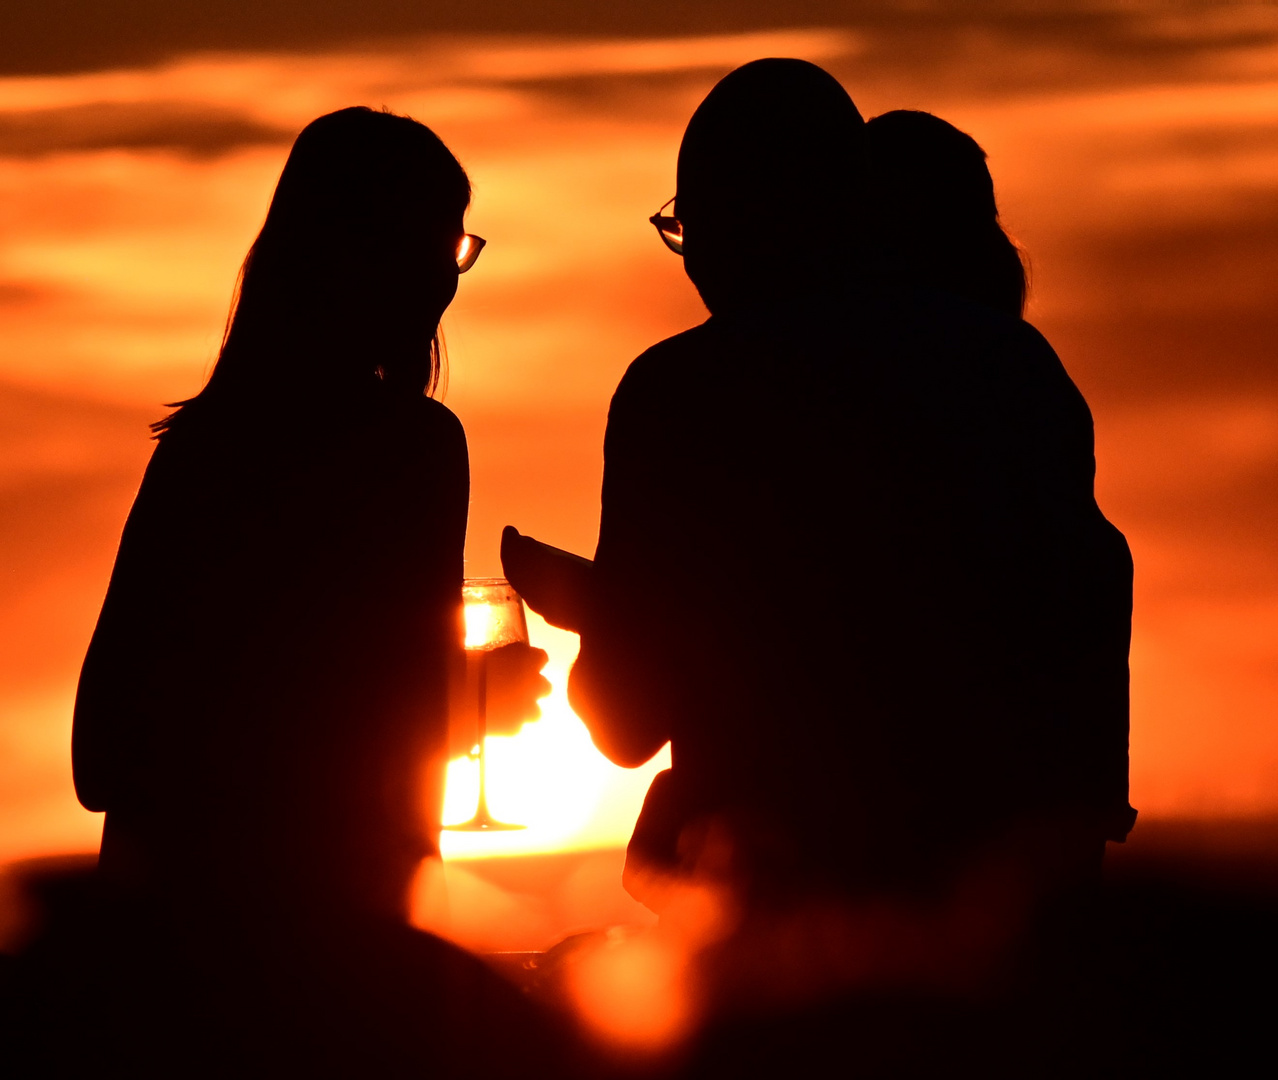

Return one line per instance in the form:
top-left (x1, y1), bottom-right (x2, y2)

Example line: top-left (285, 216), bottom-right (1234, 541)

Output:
top-left (443, 578), bottom-right (528, 832)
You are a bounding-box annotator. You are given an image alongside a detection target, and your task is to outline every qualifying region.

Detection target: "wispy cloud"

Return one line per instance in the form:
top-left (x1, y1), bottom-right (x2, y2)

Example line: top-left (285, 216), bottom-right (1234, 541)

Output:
top-left (0, 102), bottom-right (290, 159)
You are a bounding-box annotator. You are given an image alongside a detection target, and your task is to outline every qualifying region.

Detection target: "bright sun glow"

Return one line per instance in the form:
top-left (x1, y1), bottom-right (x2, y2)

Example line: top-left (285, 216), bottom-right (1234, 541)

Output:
top-left (440, 612), bottom-right (670, 859)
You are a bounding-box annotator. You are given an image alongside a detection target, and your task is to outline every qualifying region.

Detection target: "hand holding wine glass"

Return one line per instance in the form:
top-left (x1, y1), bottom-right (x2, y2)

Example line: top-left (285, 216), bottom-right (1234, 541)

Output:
top-left (444, 578), bottom-right (545, 832)
top-left (479, 642), bottom-right (550, 732)
top-left (447, 643), bottom-right (548, 757)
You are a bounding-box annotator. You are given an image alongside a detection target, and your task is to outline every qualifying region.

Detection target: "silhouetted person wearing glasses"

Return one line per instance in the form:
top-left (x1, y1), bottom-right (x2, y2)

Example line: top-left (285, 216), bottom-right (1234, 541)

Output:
top-left (504, 61), bottom-right (1134, 918)
top-left (6, 108), bottom-right (567, 1078)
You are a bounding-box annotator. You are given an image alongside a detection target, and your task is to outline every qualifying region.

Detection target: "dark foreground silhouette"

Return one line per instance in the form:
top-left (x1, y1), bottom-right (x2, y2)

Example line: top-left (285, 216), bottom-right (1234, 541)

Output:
top-left (666, 819), bottom-right (1278, 1078)
top-left (5, 824), bottom-right (1276, 1078)
top-left (4, 867), bottom-right (562, 1077)
top-left (2, 108), bottom-right (570, 1077)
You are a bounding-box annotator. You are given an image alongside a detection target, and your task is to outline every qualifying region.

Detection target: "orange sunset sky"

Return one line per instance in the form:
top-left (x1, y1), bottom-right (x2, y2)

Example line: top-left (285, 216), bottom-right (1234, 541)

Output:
top-left (2, 2), bottom-right (1277, 872)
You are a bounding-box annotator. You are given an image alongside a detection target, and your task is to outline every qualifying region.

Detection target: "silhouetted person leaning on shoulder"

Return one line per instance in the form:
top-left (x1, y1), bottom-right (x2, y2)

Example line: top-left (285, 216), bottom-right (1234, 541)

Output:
top-left (859, 106), bottom-right (1137, 874)
top-left (505, 62), bottom-right (1135, 919)
top-left (7, 107), bottom-right (569, 1078)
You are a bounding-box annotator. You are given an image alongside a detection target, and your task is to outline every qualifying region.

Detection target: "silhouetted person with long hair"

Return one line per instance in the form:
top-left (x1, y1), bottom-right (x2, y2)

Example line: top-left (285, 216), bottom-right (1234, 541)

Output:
top-left (9, 107), bottom-right (568, 1077)
top-left (860, 107), bottom-right (1136, 868)
top-left (864, 109), bottom-right (1029, 319)
top-left (505, 62), bottom-right (1134, 919)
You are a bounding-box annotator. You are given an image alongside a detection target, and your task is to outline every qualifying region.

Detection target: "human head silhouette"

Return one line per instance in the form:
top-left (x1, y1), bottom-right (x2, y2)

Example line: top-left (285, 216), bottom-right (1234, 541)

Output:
top-left (865, 109), bottom-right (1026, 317)
top-left (675, 59), bottom-right (866, 315)
top-left (158, 107), bottom-right (471, 434)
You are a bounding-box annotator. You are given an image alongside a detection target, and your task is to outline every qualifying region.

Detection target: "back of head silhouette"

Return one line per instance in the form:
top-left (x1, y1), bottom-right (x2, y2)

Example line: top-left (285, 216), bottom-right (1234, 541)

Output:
top-left (156, 107), bottom-right (471, 435)
top-left (865, 109), bottom-right (1026, 317)
top-left (675, 58), bottom-right (866, 315)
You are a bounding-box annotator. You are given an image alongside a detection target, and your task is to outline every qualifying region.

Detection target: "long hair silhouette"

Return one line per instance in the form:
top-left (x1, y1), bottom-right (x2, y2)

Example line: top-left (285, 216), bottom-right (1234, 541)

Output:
top-left (154, 107), bottom-right (470, 435)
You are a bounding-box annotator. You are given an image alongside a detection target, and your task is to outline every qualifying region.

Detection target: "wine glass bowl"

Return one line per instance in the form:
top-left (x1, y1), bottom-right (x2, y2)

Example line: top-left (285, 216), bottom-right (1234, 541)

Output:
top-left (444, 578), bottom-right (529, 832)
top-left (462, 578), bottom-right (529, 651)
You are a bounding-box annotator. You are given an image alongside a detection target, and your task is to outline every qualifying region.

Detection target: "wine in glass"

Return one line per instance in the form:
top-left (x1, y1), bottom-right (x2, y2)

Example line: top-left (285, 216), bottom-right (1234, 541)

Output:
top-left (443, 578), bottom-right (528, 832)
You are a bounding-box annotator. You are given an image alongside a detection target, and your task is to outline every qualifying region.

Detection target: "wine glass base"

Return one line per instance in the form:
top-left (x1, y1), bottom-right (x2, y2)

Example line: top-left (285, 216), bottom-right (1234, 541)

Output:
top-left (442, 813), bottom-right (526, 832)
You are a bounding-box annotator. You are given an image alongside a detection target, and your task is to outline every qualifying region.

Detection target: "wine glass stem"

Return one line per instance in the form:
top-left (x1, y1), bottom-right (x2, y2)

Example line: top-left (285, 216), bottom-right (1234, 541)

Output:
top-left (475, 650), bottom-right (490, 819)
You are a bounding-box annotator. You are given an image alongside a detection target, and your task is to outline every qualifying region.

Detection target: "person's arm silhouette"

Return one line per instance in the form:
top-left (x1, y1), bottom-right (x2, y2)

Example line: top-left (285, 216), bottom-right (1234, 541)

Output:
top-left (557, 360), bottom-right (682, 770)
top-left (502, 520), bottom-right (672, 767)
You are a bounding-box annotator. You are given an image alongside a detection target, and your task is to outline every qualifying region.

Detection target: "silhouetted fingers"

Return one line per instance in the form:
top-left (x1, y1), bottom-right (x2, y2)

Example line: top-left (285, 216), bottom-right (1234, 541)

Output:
top-left (500, 525), bottom-right (533, 596)
top-left (500, 527), bottom-right (595, 632)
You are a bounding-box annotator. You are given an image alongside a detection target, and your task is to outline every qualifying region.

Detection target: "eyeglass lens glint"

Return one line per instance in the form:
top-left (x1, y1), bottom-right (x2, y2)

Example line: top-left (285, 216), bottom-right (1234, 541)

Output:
top-left (648, 197), bottom-right (683, 256)
top-left (457, 234), bottom-right (486, 273)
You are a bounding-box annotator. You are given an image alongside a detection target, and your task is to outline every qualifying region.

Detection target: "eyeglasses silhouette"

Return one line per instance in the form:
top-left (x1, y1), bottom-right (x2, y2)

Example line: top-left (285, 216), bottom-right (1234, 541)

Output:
top-left (649, 198), bottom-right (683, 256)
top-left (457, 233), bottom-right (486, 273)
